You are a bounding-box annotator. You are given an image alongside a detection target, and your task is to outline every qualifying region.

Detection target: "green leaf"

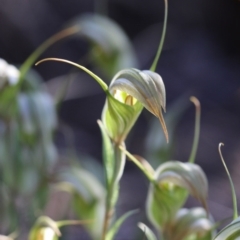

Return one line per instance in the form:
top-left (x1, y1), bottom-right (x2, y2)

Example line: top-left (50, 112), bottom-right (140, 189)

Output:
top-left (18, 91), bottom-right (57, 169)
top-left (58, 166), bottom-right (105, 239)
top-left (106, 209), bottom-right (138, 240)
top-left (214, 217), bottom-right (240, 240)
top-left (138, 222), bottom-right (158, 240)
top-left (67, 14), bottom-right (138, 77)
top-left (29, 216), bottom-right (60, 240)
top-left (97, 120), bottom-right (115, 188)
top-left (163, 208), bottom-right (214, 240)
top-left (0, 86), bottom-right (18, 119)
top-left (147, 161), bottom-right (208, 229)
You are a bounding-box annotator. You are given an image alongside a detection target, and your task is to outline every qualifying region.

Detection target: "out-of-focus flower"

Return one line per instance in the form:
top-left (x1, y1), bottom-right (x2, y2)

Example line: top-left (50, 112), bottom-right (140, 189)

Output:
top-left (0, 58), bottom-right (19, 90)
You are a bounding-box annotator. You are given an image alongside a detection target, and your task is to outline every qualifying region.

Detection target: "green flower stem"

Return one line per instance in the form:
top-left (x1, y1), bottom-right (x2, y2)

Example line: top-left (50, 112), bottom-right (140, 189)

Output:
top-left (219, 143), bottom-right (238, 220)
top-left (150, 0), bottom-right (168, 72)
top-left (101, 196), bottom-right (112, 240)
top-left (188, 96), bottom-right (201, 163)
top-left (101, 143), bottom-right (122, 240)
top-left (119, 146), bottom-right (155, 183)
top-left (19, 26), bottom-right (80, 83)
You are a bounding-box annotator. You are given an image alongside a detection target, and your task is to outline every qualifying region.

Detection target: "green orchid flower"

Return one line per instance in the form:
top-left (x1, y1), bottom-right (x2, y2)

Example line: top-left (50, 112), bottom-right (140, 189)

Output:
top-left (103, 68), bottom-right (168, 143)
top-left (36, 58), bottom-right (168, 144)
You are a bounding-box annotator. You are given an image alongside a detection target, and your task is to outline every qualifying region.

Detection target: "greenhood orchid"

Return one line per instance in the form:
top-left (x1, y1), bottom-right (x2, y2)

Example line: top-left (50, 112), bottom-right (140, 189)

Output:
top-left (36, 58), bottom-right (168, 144)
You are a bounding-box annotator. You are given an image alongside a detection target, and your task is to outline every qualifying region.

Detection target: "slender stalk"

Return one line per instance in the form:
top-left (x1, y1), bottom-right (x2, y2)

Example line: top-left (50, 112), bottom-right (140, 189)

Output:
top-left (19, 26), bottom-right (79, 83)
top-left (35, 58), bottom-right (108, 92)
top-left (150, 0), bottom-right (168, 72)
top-left (218, 143), bottom-right (238, 220)
top-left (101, 143), bottom-right (122, 240)
top-left (188, 96), bottom-right (201, 163)
top-left (119, 146), bottom-right (155, 183)
top-left (101, 204), bottom-right (112, 240)
top-left (101, 180), bottom-right (114, 240)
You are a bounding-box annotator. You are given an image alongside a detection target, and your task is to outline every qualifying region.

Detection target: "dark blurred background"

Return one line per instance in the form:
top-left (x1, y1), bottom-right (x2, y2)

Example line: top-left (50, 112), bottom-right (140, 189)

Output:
top-left (1, 0), bottom-right (240, 239)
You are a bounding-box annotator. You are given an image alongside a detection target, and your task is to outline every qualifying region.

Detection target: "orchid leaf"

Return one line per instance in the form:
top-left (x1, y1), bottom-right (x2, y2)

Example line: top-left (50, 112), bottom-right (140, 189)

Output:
top-left (97, 120), bottom-right (115, 188)
top-left (138, 222), bottom-right (158, 240)
top-left (0, 85), bottom-right (18, 119)
top-left (106, 209), bottom-right (138, 240)
top-left (57, 166), bottom-right (105, 239)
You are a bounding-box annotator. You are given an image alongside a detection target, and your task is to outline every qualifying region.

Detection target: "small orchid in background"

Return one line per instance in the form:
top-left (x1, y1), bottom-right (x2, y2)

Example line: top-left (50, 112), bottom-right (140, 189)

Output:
top-left (29, 216), bottom-right (90, 240)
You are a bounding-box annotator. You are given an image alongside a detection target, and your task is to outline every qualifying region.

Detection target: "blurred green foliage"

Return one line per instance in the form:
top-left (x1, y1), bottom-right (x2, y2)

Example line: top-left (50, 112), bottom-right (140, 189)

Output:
top-left (0, 1), bottom-right (239, 240)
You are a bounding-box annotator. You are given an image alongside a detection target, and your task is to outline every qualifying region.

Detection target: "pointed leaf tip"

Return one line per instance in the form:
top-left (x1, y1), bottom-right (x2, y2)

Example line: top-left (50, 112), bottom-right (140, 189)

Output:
top-left (106, 209), bottom-right (139, 240)
top-left (138, 222), bottom-right (157, 240)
